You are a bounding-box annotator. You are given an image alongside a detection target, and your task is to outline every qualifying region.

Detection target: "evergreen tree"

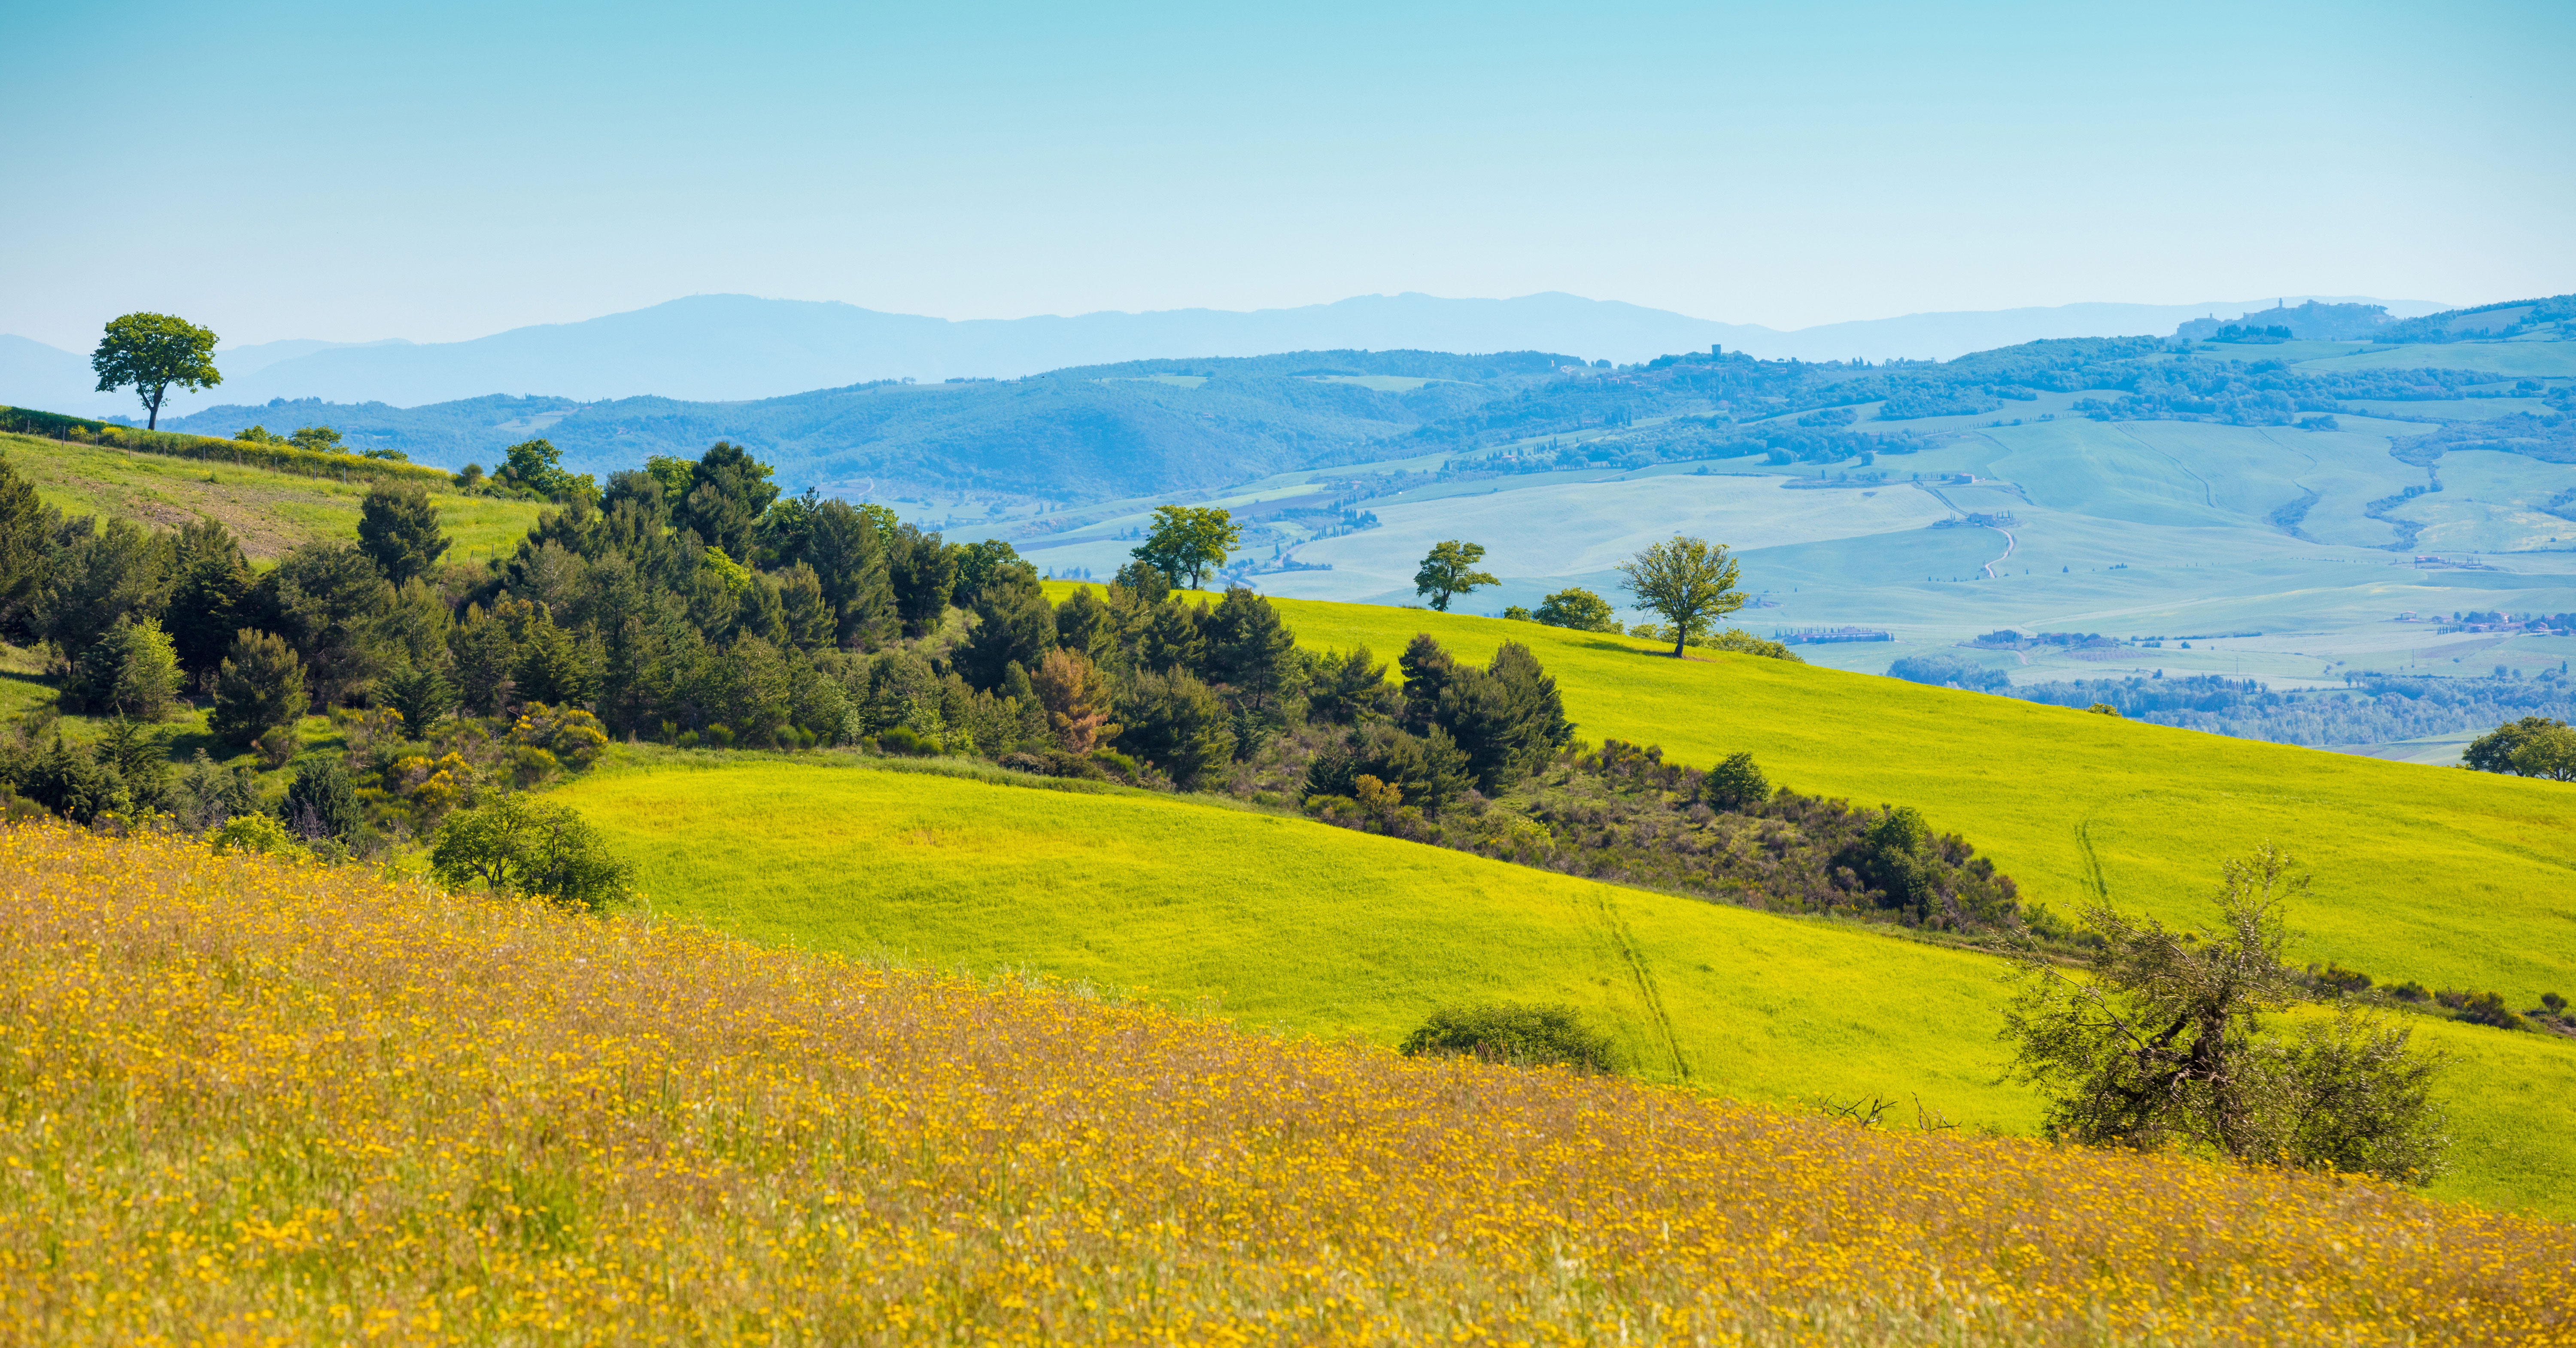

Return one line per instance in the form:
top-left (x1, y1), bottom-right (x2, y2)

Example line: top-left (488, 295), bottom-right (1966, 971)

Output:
top-left (959, 564), bottom-right (1057, 690)
top-left (166, 519), bottom-right (252, 677)
top-left (208, 629), bottom-right (308, 744)
top-left (355, 481), bottom-right (450, 585)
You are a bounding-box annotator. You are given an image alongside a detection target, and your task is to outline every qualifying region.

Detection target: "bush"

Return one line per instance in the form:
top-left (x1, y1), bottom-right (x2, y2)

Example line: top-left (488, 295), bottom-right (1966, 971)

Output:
top-left (1701, 752), bottom-right (1768, 811)
top-left (207, 811), bottom-right (310, 861)
top-left (877, 725), bottom-right (940, 757)
top-left (278, 756), bottom-right (365, 844)
top-left (1706, 628), bottom-right (1803, 662)
top-left (1532, 587), bottom-right (1620, 633)
top-left (1399, 1003), bottom-right (1616, 1073)
top-left (2435, 988), bottom-right (2529, 1031)
top-left (429, 795), bottom-right (632, 913)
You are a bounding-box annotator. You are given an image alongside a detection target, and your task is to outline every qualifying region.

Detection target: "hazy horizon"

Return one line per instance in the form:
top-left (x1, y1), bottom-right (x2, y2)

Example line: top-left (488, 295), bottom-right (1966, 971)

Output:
top-left (6, 1), bottom-right (2567, 352)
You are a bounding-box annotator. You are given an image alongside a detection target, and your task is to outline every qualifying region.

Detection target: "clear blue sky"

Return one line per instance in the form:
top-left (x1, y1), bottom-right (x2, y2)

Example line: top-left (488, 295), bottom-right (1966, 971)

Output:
top-left (4, 0), bottom-right (2569, 348)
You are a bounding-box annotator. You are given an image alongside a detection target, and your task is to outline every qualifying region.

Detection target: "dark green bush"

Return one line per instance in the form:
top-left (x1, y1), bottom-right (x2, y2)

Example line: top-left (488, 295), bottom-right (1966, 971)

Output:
top-left (1399, 1002), bottom-right (1616, 1073)
top-left (1700, 751), bottom-right (1768, 811)
top-left (877, 725), bottom-right (939, 757)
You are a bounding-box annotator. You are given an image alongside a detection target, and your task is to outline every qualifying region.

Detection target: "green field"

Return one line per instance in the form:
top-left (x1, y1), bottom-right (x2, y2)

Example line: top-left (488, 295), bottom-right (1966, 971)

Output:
top-left (0, 430), bottom-right (546, 564)
top-left (1191, 592), bottom-right (2576, 1006)
top-left (559, 753), bottom-right (2576, 1217)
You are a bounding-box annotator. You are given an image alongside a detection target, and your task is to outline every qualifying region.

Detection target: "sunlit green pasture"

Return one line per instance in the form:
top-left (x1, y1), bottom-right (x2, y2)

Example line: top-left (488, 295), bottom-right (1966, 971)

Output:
top-left (0, 430), bottom-right (545, 564)
top-left (559, 755), bottom-right (2576, 1217)
top-left (1052, 583), bottom-right (2576, 1011)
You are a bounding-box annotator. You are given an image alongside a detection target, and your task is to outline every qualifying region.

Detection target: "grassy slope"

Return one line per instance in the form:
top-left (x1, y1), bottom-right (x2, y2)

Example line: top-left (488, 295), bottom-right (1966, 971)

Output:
top-left (559, 755), bottom-right (2576, 1217)
top-left (0, 430), bottom-right (545, 563)
top-left (1130, 589), bottom-right (2576, 1011)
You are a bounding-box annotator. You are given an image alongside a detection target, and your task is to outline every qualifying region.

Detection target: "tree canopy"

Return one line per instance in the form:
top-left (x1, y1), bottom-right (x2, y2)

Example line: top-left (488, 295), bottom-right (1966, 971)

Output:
top-left (1616, 536), bottom-right (1743, 657)
top-left (91, 312), bottom-right (221, 431)
top-left (2000, 844), bottom-right (2448, 1185)
top-left (1413, 540), bottom-right (1498, 613)
top-left (1131, 505), bottom-right (1239, 590)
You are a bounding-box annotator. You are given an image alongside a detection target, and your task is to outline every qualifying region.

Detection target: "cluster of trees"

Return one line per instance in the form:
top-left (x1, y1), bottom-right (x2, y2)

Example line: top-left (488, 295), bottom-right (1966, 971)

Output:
top-left (1294, 640), bottom-right (2031, 938)
top-left (2464, 716), bottom-right (2576, 781)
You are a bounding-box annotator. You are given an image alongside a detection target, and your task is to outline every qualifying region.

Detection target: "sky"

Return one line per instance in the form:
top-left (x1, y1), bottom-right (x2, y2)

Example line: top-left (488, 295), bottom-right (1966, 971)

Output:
top-left (3, 0), bottom-right (2570, 349)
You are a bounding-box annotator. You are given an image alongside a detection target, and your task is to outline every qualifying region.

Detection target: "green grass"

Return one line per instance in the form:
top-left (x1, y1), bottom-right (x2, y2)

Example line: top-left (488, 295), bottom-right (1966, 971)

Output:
top-left (557, 753), bottom-right (2576, 1217)
top-left (0, 430), bottom-right (546, 564)
top-left (1176, 592), bottom-right (2576, 1010)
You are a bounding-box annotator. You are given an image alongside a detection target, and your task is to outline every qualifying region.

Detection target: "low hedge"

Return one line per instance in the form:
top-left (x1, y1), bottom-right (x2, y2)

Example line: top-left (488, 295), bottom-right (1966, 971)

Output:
top-left (0, 405), bottom-right (455, 488)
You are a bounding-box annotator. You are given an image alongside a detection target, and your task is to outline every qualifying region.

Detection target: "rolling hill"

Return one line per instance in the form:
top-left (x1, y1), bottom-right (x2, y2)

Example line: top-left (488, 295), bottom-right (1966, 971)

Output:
top-left (0, 428), bottom-right (544, 565)
top-left (556, 589), bottom-right (2576, 1218)
top-left (14, 826), bottom-right (2565, 1345)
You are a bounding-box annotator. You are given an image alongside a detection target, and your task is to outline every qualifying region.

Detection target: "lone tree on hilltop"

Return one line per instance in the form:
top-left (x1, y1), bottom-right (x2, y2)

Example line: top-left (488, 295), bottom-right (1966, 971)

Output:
top-left (1414, 540), bottom-right (1498, 612)
top-left (2000, 843), bottom-right (2449, 1185)
top-left (1132, 505), bottom-right (1240, 590)
top-left (92, 312), bottom-right (221, 430)
top-left (1617, 536), bottom-right (1743, 657)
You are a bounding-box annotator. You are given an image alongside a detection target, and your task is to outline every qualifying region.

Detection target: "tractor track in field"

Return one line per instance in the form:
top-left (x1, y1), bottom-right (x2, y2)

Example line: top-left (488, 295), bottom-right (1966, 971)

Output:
top-left (1590, 891), bottom-right (1691, 1082)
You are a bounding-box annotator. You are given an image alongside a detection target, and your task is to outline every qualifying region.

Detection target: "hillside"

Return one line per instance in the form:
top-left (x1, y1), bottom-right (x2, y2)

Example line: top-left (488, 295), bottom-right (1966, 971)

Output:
top-left (1229, 595), bottom-right (2576, 1009)
top-left (8, 825), bottom-right (2567, 1346)
top-left (0, 428), bottom-right (544, 564)
top-left (559, 752), bottom-right (2576, 1217)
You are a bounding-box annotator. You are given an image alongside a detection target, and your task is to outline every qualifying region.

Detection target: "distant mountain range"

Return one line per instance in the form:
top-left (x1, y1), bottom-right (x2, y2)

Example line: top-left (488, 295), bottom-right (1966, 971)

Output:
top-left (113, 310), bottom-right (2558, 507)
top-left (4, 291), bottom-right (2453, 418)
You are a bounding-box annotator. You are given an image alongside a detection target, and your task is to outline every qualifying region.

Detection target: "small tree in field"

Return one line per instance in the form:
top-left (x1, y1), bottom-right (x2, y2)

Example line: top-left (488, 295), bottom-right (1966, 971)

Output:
top-left (1413, 540), bottom-right (1498, 612)
top-left (1131, 505), bottom-right (1240, 590)
top-left (92, 312), bottom-right (221, 430)
top-left (1617, 536), bottom-right (1743, 657)
top-left (431, 794), bottom-right (632, 913)
top-left (2000, 844), bottom-right (2449, 1184)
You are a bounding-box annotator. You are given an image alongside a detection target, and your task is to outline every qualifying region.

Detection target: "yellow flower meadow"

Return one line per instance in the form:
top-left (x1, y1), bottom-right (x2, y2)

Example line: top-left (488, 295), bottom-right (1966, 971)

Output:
top-left (0, 824), bottom-right (2567, 1346)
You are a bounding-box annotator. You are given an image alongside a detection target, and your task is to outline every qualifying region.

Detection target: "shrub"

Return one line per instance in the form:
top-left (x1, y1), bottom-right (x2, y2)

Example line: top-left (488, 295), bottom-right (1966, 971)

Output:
top-left (2085, 703), bottom-right (2121, 717)
top-left (1706, 628), bottom-right (1804, 662)
top-left (877, 725), bottom-right (939, 757)
top-left (2308, 962), bottom-right (2374, 996)
top-left (206, 811), bottom-right (310, 860)
top-left (1532, 587), bottom-right (1620, 633)
top-left (278, 756), bottom-right (365, 844)
top-left (1701, 752), bottom-right (1769, 811)
top-left (2003, 845), bottom-right (2450, 1185)
top-left (429, 795), bottom-right (632, 913)
top-left (254, 726), bottom-right (300, 770)
top-left (1400, 1003), bottom-right (1616, 1073)
top-left (2435, 988), bottom-right (2529, 1031)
